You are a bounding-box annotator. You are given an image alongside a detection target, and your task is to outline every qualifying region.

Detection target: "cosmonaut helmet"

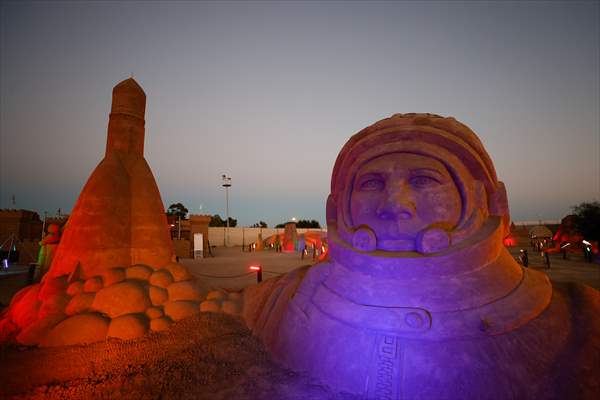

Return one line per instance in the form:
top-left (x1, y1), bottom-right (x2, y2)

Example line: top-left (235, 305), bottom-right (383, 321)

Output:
top-left (326, 113), bottom-right (509, 254)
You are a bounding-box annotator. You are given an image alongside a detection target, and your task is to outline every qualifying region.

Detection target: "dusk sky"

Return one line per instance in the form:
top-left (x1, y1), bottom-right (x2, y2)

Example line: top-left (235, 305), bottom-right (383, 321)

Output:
top-left (1, 1), bottom-right (598, 227)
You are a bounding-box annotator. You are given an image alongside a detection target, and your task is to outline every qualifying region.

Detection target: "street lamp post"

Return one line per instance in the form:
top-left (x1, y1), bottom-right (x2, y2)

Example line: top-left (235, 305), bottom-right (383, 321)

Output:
top-left (222, 174), bottom-right (232, 247)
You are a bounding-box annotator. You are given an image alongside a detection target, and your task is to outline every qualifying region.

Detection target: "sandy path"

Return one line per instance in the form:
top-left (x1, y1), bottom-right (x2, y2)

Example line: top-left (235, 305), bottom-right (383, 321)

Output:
top-left (180, 246), bottom-right (314, 294)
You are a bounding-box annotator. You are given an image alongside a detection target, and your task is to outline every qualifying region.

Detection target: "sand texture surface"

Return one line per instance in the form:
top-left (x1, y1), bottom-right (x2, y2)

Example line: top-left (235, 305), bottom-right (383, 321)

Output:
top-left (0, 312), bottom-right (358, 400)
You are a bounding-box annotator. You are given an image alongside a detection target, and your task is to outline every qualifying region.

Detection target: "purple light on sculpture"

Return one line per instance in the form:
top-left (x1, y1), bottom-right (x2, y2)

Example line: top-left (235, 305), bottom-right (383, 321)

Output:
top-left (240, 113), bottom-right (599, 398)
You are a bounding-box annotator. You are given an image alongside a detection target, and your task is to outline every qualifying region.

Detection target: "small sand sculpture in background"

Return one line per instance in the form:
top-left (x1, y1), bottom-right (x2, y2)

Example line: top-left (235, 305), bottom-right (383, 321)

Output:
top-left (34, 223), bottom-right (61, 281)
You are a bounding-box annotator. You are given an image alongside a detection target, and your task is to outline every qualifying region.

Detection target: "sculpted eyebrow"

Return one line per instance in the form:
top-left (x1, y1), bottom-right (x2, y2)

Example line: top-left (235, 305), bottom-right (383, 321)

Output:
top-left (358, 172), bottom-right (384, 179)
top-left (409, 168), bottom-right (445, 177)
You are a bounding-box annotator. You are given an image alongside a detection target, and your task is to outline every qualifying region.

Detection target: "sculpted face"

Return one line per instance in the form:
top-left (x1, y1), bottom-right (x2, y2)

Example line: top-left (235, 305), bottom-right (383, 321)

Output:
top-left (350, 153), bottom-right (462, 251)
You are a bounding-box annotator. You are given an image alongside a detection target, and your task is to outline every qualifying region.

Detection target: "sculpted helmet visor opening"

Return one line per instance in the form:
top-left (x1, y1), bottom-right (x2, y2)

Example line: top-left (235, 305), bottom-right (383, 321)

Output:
top-left (349, 152), bottom-right (462, 252)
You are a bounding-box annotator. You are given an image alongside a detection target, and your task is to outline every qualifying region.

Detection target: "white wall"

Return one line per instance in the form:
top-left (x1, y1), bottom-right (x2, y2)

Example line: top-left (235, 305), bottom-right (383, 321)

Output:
top-left (513, 220), bottom-right (561, 226)
top-left (208, 227), bottom-right (327, 247)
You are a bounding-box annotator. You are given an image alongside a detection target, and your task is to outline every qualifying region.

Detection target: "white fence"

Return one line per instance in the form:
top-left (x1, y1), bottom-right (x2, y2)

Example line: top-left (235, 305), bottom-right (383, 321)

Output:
top-left (208, 227), bottom-right (327, 247)
top-left (513, 220), bottom-right (561, 227)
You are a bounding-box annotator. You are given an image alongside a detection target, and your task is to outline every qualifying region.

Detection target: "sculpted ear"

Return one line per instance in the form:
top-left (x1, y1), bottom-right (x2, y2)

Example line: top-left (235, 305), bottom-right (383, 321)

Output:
top-left (450, 180), bottom-right (487, 244)
top-left (489, 181), bottom-right (511, 236)
top-left (326, 194), bottom-right (337, 225)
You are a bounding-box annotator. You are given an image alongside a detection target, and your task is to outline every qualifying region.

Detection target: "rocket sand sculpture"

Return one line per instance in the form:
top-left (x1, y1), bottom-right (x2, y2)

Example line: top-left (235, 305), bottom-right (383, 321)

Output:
top-left (205, 114), bottom-right (600, 399)
top-left (0, 79), bottom-right (202, 347)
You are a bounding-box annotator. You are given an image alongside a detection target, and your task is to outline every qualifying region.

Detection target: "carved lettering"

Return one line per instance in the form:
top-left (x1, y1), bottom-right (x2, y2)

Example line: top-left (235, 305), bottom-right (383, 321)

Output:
top-left (368, 334), bottom-right (401, 400)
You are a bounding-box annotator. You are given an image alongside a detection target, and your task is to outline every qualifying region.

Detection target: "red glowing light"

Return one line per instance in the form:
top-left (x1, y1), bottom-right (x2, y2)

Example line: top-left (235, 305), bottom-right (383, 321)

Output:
top-left (250, 265), bottom-right (261, 271)
top-left (503, 238), bottom-right (515, 247)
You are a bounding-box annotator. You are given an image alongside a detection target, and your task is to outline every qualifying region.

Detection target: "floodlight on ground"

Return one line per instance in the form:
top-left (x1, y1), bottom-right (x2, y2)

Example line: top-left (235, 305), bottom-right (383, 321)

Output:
top-left (249, 264), bottom-right (262, 283)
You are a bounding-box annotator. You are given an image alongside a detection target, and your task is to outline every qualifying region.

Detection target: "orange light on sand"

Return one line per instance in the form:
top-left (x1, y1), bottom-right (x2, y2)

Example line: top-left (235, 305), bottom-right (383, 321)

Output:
top-left (249, 265), bottom-right (261, 271)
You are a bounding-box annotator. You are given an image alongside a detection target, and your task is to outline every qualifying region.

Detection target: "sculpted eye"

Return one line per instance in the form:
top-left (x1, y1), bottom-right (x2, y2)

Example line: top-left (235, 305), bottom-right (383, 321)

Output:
top-left (360, 178), bottom-right (385, 191)
top-left (409, 175), bottom-right (440, 188)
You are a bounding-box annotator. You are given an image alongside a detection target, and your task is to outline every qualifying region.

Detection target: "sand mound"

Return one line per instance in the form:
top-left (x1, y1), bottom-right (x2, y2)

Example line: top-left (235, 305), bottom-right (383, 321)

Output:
top-left (0, 313), bottom-right (358, 400)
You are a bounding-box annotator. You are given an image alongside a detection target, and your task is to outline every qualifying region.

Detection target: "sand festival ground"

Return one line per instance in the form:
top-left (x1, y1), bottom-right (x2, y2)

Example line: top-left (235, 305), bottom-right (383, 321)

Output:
top-left (0, 246), bottom-right (598, 399)
top-left (0, 312), bottom-right (361, 400)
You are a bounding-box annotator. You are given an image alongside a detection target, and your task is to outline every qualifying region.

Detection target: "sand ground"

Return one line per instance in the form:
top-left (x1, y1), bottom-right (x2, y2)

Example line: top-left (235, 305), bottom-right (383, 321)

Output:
top-left (0, 246), bottom-right (598, 399)
top-left (504, 246), bottom-right (600, 290)
top-left (0, 312), bottom-right (359, 400)
top-left (179, 246), bottom-right (316, 296)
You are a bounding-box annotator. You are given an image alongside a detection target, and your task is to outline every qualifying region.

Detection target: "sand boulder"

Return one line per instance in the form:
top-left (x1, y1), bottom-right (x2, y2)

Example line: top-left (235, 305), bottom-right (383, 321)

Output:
top-left (221, 300), bottom-right (241, 316)
top-left (11, 285), bottom-right (42, 329)
top-left (149, 270), bottom-right (173, 288)
top-left (163, 301), bottom-right (199, 321)
top-left (83, 277), bottom-right (103, 293)
top-left (40, 313), bottom-right (109, 347)
top-left (199, 300), bottom-right (221, 313)
top-left (126, 265), bottom-right (153, 281)
top-left (148, 285), bottom-right (168, 306)
top-left (65, 292), bottom-right (96, 316)
top-left (228, 292), bottom-right (242, 300)
top-left (167, 281), bottom-right (202, 302)
top-left (150, 317), bottom-right (172, 332)
top-left (38, 293), bottom-right (71, 319)
top-left (107, 314), bottom-right (149, 340)
top-left (162, 262), bottom-right (193, 282)
top-left (145, 307), bottom-right (163, 319)
top-left (16, 313), bottom-right (66, 346)
top-left (91, 280), bottom-right (151, 318)
top-left (206, 290), bottom-right (226, 301)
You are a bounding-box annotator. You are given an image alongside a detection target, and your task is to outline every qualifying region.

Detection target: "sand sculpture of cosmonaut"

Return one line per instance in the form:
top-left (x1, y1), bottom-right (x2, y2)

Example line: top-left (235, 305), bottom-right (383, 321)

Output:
top-left (234, 114), bottom-right (599, 399)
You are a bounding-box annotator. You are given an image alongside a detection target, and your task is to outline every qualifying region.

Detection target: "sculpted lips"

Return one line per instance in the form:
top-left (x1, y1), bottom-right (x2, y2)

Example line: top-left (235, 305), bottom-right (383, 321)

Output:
top-left (377, 238), bottom-right (415, 251)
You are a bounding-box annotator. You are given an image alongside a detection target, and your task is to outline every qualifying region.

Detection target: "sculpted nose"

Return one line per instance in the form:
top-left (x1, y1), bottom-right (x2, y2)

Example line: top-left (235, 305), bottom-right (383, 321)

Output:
top-left (376, 182), bottom-right (416, 221)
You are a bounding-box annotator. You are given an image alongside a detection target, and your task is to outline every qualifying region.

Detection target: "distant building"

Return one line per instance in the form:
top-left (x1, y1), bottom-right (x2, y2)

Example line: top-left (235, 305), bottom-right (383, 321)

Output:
top-left (0, 209), bottom-right (43, 242)
top-left (45, 215), bottom-right (69, 231)
top-left (0, 209), bottom-right (43, 264)
top-left (167, 214), bottom-right (211, 258)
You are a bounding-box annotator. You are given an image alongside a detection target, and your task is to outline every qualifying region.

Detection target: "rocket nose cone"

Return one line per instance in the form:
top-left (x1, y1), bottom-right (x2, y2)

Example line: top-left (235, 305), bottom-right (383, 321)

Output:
top-left (111, 78), bottom-right (146, 119)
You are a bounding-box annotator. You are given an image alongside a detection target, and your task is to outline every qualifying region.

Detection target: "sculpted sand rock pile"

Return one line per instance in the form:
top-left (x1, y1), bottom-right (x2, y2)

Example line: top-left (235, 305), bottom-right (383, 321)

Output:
top-left (200, 289), bottom-right (243, 316)
top-left (0, 79), bottom-right (200, 347)
top-left (205, 113), bottom-right (600, 399)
